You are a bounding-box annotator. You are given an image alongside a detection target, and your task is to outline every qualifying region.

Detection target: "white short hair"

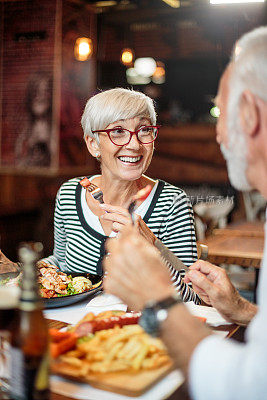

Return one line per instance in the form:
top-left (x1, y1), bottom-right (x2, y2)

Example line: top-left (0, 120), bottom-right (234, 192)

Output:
top-left (225, 27), bottom-right (267, 191)
top-left (229, 26), bottom-right (267, 106)
top-left (81, 88), bottom-right (157, 140)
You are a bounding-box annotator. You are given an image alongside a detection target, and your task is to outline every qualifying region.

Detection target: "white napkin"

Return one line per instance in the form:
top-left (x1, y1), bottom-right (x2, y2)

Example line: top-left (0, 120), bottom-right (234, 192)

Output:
top-left (44, 299), bottom-right (91, 324)
top-left (44, 293), bottom-right (127, 324)
top-left (85, 293), bottom-right (127, 314)
top-left (185, 302), bottom-right (232, 327)
top-left (51, 369), bottom-right (184, 400)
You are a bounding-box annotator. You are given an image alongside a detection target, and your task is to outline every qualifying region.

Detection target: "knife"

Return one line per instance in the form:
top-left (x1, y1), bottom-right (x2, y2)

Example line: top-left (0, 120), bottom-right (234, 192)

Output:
top-left (154, 239), bottom-right (208, 272)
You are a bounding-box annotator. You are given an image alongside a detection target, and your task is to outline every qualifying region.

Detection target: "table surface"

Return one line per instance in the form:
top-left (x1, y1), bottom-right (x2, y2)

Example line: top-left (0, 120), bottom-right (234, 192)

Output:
top-left (202, 220), bottom-right (265, 268)
top-left (48, 319), bottom-right (240, 400)
top-left (213, 220), bottom-right (265, 237)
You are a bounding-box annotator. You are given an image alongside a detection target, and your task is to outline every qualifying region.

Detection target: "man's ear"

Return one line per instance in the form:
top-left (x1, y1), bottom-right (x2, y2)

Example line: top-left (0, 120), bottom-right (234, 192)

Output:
top-left (240, 90), bottom-right (260, 137)
top-left (85, 136), bottom-right (100, 157)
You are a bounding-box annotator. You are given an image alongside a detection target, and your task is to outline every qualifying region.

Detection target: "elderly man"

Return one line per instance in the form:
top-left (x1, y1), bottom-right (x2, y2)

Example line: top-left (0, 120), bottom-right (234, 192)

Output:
top-left (104, 26), bottom-right (267, 400)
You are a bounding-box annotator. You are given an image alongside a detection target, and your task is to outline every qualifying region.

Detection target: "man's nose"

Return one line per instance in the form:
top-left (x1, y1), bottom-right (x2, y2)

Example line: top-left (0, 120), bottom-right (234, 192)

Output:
top-left (125, 133), bottom-right (141, 149)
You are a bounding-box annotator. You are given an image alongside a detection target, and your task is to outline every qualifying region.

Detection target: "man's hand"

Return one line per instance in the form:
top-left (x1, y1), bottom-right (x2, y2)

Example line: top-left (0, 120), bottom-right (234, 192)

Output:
top-left (184, 260), bottom-right (257, 325)
top-left (104, 226), bottom-right (212, 375)
top-left (103, 225), bottom-right (175, 311)
top-left (0, 250), bottom-right (19, 274)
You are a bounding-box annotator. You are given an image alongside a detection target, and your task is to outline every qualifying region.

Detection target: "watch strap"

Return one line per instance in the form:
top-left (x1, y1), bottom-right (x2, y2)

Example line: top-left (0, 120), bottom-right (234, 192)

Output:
top-left (139, 292), bottom-right (182, 337)
top-left (154, 292), bottom-right (183, 310)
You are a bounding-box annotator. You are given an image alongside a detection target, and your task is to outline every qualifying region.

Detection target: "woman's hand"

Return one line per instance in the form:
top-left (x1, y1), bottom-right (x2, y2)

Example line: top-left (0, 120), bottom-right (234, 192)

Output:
top-left (99, 204), bottom-right (157, 244)
top-left (99, 204), bottom-right (131, 233)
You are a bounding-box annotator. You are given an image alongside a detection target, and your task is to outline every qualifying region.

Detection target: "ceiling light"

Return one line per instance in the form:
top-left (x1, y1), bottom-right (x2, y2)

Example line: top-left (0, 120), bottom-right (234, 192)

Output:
top-left (210, 106), bottom-right (220, 118)
top-left (161, 0), bottom-right (181, 7)
top-left (121, 48), bottom-right (134, 66)
top-left (74, 38), bottom-right (93, 61)
top-left (134, 58), bottom-right (156, 78)
top-left (210, 0), bottom-right (264, 4)
top-left (152, 61), bottom-right (165, 84)
top-left (95, 1), bottom-right (117, 6)
top-left (126, 68), bottom-right (151, 85)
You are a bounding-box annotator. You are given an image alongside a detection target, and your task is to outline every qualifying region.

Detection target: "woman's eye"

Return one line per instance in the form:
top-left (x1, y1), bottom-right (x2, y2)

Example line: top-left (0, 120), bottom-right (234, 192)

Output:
top-left (140, 127), bottom-right (151, 134)
top-left (112, 128), bottom-right (125, 135)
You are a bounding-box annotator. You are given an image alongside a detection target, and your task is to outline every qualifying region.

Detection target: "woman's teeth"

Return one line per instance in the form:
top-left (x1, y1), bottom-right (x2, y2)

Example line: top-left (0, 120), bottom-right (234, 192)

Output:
top-left (118, 156), bottom-right (142, 163)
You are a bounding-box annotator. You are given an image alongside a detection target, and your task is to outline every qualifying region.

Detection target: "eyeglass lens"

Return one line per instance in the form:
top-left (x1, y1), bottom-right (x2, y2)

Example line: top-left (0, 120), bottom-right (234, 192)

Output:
top-left (109, 127), bottom-right (157, 145)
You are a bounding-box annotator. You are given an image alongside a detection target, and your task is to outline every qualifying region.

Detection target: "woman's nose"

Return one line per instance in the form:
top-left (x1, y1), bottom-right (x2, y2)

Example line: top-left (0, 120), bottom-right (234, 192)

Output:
top-left (125, 133), bottom-right (141, 150)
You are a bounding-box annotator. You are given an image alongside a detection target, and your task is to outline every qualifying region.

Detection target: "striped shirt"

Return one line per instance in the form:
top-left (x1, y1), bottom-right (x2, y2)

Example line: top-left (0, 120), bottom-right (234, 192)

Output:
top-left (43, 177), bottom-right (200, 304)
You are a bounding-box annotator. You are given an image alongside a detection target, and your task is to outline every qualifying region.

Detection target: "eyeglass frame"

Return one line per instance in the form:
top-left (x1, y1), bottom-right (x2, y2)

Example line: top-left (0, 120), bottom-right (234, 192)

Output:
top-left (92, 125), bottom-right (160, 147)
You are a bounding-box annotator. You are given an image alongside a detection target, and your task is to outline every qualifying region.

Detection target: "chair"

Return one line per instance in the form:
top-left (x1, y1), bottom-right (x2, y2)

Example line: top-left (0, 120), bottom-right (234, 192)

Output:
top-left (242, 191), bottom-right (266, 222)
top-left (194, 200), bottom-right (234, 241)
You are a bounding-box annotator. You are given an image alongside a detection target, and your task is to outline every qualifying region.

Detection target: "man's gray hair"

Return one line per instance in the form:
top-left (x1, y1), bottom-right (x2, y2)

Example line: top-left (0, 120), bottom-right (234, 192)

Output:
top-left (224, 27), bottom-right (267, 192)
top-left (227, 27), bottom-right (267, 146)
top-left (81, 88), bottom-right (157, 140)
top-left (230, 26), bottom-right (267, 104)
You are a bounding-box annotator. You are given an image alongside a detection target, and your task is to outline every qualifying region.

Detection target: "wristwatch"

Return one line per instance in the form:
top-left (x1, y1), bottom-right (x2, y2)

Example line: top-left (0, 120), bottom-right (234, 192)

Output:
top-left (139, 292), bottom-right (183, 337)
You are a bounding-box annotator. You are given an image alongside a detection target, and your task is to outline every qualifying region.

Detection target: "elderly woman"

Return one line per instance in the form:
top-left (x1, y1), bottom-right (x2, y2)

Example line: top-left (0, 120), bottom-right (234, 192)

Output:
top-left (3, 88), bottom-right (199, 303)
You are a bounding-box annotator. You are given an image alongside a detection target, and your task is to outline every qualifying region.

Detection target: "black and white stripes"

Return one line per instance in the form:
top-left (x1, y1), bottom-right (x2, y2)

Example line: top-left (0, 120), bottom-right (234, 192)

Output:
top-left (43, 177), bottom-right (200, 304)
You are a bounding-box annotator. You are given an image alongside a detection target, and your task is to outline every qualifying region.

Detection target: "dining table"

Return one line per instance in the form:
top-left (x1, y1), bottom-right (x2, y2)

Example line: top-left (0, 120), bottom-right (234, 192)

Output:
top-left (201, 220), bottom-right (265, 268)
top-left (200, 220), bottom-right (265, 302)
top-left (45, 292), bottom-right (243, 400)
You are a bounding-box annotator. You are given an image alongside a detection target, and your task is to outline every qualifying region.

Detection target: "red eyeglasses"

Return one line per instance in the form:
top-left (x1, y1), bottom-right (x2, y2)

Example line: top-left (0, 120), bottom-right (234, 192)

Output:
top-left (92, 125), bottom-right (159, 146)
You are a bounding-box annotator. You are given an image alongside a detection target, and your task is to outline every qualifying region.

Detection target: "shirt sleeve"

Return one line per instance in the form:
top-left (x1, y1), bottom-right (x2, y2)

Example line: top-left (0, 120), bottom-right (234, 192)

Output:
top-left (189, 329), bottom-right (267, 400)
top-left (41, 187), bottom-right (68, 271)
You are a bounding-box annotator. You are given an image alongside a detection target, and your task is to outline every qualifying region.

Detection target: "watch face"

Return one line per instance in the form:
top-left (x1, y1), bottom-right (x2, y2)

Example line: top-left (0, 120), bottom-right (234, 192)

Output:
top-left (139, 307), bottom-right (159, 337)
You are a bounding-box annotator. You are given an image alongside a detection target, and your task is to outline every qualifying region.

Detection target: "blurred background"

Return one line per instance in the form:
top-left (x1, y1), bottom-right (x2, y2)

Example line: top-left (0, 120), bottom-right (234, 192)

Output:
top-left (0, 0), bottom-right (266, 260)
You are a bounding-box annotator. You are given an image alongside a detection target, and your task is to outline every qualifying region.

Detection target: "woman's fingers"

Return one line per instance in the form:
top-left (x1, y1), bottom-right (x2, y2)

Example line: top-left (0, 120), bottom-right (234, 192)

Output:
top-left (101, 212), bottom-right (130, 224)
top-left (100, 204), bottom-right (132, 230)
top-left (100, 204), bottom-right (129, 216)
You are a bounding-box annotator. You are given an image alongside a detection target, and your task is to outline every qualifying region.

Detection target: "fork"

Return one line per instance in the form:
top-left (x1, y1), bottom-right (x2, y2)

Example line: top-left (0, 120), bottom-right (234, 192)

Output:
top-left (80, 177), bottom-right (104, 204)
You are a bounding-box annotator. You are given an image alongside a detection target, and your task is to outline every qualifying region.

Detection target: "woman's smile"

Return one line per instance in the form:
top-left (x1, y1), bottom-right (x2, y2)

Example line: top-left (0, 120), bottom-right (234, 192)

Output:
top-left (117, 155), bottom-right (143, 165)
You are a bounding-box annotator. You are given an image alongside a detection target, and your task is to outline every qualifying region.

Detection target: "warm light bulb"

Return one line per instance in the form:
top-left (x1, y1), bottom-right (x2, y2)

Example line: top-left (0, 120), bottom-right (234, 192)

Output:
top-left (79, 42), bottom-right (90, 56)
top-left (74, 37), bottom-right (93, 61)
top-left (121, 48), bottom-right (134, 65)
top-left (152, 62), bottom-right (165, 84)
top-left (161, 0), bottom-right (180, 7)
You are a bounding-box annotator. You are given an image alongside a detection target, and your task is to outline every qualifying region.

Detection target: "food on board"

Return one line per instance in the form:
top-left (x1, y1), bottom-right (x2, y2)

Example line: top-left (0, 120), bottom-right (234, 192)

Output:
top-left (50, 311), bottom-right (171, 373)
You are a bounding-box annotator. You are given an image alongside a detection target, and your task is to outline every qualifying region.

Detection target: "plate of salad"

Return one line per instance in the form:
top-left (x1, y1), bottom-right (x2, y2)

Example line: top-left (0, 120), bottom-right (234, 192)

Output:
top-left (0, 262), bottom-right (102, 309)
top-left (38, 262), bottom-right (102, 308)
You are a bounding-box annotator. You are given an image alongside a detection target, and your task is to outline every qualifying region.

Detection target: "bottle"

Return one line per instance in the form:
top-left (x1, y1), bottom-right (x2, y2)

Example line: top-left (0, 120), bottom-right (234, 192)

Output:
top-left (9, 243), bottom-right (50, 400)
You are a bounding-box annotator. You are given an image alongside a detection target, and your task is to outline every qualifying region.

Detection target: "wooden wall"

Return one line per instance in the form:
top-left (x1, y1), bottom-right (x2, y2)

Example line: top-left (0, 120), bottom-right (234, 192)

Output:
top-left (0, 0), bottom-right (96, 169)
top-left (147, 124), bottom-right (228, 185)
top-left (0, 123), bottom-right (230, 260)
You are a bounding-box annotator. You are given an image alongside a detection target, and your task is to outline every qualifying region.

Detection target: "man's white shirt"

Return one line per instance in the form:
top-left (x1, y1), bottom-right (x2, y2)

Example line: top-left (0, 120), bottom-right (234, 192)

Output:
top-left (189, 210), bottom-right (267, 400)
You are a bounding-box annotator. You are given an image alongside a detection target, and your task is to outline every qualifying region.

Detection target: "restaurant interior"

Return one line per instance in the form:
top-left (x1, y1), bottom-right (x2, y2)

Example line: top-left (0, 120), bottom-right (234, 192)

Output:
top-left (0, 1), bottom-right (267, 399)
top-left (1, 0), bottom-right (266, 297)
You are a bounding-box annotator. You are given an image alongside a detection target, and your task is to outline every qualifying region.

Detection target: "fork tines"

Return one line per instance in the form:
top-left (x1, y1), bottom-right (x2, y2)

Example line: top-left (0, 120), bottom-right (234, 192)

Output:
top-left (90, 187), bottom-right (104, 204)
top-left (80, 177), bottom-right (104, 204)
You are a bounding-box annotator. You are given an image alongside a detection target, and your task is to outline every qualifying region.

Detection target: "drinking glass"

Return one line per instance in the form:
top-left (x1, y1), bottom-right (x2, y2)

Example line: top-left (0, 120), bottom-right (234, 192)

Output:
top-left (0, 286), bottom-right (19, 398)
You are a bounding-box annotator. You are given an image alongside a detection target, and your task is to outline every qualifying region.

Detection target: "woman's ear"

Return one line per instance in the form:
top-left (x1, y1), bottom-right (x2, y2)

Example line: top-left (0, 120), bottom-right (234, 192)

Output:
top-left (240, 90), bottom-right (260, 138)
top-left (85, 136), bottom-right (100, 158)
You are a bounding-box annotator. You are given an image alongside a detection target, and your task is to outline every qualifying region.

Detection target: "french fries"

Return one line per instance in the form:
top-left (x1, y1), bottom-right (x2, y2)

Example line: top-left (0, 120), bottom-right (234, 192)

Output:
top-left (59, 323), bottom-right (171, 375)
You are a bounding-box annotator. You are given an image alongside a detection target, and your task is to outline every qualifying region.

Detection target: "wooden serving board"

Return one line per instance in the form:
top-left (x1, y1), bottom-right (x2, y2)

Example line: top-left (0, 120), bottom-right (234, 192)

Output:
top-left (51, 360), bottom-right (174, 397)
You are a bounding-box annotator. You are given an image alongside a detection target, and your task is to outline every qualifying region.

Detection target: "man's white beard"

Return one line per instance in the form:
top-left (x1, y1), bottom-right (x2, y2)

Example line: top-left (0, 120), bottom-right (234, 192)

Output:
top-left (220, 120), bottom-right (253, 192)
